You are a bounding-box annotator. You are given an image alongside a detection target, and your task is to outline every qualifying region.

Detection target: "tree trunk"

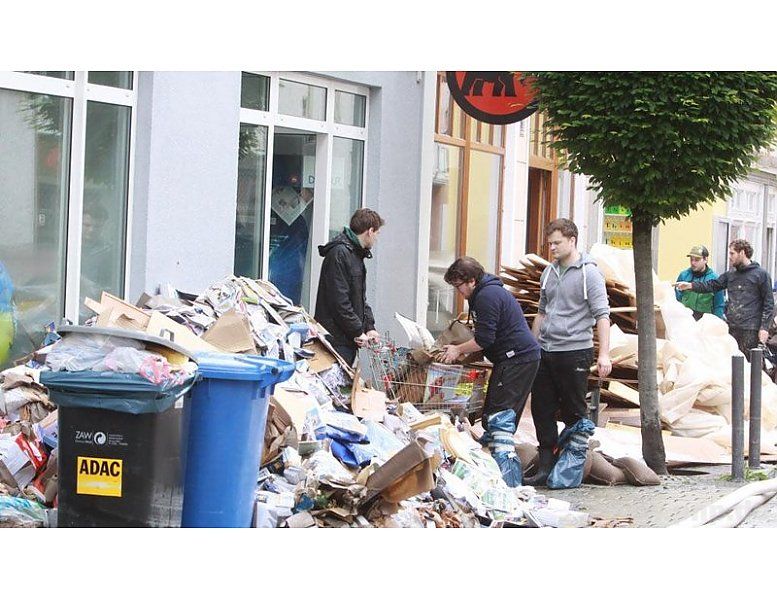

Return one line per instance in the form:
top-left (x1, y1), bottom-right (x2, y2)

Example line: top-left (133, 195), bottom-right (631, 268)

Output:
top-left (632, 219), bottom-right (668, 475)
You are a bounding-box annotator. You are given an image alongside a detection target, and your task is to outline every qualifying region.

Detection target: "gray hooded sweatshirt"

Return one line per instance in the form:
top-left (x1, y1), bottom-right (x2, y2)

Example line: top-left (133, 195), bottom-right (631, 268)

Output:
top-left (538, 253), bottom-right (610, 352)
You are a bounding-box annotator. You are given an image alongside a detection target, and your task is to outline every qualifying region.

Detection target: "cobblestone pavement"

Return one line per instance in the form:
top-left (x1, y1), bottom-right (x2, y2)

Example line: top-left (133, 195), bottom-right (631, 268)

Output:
top-left (545, 465), bottom-right (777, 527)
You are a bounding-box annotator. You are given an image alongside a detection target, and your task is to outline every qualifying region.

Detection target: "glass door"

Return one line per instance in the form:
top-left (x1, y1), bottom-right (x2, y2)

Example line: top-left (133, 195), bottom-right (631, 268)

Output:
top-left (268, 131), bottom-right (317, 308)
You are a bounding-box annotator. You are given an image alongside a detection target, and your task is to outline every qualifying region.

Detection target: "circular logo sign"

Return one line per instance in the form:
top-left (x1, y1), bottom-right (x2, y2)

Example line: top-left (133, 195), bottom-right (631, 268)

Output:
top-left (94, 431), bottom-right (107, 445)
top-left (446, 71), bottom-right (538, 125)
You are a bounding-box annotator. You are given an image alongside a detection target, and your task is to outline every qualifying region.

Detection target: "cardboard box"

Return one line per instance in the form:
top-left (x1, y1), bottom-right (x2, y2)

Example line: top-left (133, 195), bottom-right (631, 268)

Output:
top-left (145, 311), bottom-right (219, 355)
top-left (366, 440), bottom-right (439, 503)
top-left (202, 308), bottom-right (257, 353)
top-left (351, 388), bottom-right (388, 421)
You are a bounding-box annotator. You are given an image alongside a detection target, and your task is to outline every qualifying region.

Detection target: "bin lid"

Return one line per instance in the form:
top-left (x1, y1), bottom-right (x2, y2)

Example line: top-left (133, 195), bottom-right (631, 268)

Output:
top-left (193, 352), bottom-right (295, 383)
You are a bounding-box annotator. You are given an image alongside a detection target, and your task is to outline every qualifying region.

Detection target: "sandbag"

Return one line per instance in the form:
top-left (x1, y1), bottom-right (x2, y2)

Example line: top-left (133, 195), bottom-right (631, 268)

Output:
top-left (585, 451), bottom-right (627, 486)
top-left (612, 457), bottom-right (661, 486)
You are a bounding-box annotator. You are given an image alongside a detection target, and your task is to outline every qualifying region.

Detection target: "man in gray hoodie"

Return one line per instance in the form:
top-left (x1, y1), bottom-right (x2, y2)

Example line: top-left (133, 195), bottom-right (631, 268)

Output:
top-left (525, 218), bottom-right (612, 487)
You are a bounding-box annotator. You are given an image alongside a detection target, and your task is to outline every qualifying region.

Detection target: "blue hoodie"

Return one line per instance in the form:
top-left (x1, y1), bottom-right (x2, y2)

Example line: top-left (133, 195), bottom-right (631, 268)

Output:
top-left (468, 274), bottom-right (540, 365)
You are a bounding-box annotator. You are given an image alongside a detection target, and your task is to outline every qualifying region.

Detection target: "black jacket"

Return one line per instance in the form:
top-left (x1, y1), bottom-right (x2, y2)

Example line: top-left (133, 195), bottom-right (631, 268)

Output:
top-left (314, 231), bottom-right (376, 347)
top-left (692, 261), bottom-right (774, 330)
top-left (469, 274), bottom-right (540, 365)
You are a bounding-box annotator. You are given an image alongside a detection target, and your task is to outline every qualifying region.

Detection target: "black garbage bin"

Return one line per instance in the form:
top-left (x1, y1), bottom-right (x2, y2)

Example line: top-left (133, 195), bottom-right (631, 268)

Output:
top-left (40, 370), bottom-right (196, 528)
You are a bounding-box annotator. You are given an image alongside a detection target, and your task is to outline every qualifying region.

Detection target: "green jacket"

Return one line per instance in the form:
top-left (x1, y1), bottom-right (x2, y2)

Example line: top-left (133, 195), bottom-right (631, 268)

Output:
top-left (675, 266), bottom-right (725, 319)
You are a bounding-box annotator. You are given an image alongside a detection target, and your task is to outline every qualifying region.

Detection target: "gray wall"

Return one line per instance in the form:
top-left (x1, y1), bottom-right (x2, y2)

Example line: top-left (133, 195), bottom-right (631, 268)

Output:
top-left (320, 72), bottom-right (429, 340)
top-left (129, 71), bottom-right (241, 300)
top-left (130, 71), bottom-right (428, 343)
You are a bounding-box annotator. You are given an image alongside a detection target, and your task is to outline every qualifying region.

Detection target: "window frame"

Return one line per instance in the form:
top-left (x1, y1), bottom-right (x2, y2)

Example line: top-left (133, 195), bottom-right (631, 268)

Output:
top-left (237, 72), bottom-right (370, 308)
top-left (432, 72), bottom-right (506, 274)
top-left (0, 71), bottom-right (137, 323)
top-left (430, 72), bottom-right (507, 318)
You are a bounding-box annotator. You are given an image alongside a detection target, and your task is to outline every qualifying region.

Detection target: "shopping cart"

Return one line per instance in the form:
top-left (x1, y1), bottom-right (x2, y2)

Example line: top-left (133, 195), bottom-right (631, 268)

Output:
top-left (366, 335), bottom-right (489, 418)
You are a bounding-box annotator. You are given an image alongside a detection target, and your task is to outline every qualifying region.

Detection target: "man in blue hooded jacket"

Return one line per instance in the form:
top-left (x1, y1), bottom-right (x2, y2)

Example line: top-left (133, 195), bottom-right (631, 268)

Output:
top-left (440, 256), bottom-right (540, 487)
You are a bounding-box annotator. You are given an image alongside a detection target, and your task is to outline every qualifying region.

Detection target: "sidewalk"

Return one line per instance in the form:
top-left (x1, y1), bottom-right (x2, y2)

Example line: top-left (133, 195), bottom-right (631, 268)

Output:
top-left (547, 465), bottom-right (777, 527)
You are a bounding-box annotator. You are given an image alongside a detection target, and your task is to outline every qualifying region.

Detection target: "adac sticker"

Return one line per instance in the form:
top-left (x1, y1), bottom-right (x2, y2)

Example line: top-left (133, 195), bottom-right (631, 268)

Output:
top-left (76, 456), bottom-right (123, 497)
top-left (446, 71), bottom-right (538, 125)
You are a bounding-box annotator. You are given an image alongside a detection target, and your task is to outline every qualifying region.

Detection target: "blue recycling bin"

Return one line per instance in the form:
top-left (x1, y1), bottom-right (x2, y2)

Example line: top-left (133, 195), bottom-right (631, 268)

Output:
top-left (181, 352), bottom-right (295, 527)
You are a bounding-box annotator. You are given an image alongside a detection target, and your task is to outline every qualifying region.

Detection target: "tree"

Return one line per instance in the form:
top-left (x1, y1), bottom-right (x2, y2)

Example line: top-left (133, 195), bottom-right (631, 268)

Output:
top-left (530, 72), bottom-right (777, 474)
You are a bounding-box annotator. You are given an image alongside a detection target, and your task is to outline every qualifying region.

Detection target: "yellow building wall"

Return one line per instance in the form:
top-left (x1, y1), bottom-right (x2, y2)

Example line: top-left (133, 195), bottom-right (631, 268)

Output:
top-left (656, 198), bottom-right (727, 282)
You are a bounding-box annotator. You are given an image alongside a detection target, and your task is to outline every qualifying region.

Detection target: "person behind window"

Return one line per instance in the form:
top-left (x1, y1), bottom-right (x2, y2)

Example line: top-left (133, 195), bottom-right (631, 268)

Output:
top-left (79, 202), bottom-right (115, 321)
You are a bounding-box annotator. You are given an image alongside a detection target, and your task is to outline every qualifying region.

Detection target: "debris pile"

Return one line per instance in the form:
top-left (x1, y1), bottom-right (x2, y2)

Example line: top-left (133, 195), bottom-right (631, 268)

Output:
top-left (1, 276), bottom-right (600, 528)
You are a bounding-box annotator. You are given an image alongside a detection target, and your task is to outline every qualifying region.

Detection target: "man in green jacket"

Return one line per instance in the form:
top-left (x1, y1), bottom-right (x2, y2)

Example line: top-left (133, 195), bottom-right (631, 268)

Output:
top-left (675, 245), bottom-right (725, 321)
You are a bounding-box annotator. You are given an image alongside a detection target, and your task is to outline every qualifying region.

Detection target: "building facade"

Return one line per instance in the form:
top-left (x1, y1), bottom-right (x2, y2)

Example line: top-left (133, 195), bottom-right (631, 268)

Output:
top-left (9, 70), bottom-right (749, 368)
top-left (655, 149), bottom-right (777, 282)
top-left (0, 70), bottom-right (435, 363)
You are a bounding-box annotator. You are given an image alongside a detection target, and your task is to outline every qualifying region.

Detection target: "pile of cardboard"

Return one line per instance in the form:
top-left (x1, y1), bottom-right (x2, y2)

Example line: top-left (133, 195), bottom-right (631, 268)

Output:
top-left (500, 253), bottom-right (640, 336)
top-left (1, 276), bottom-right (600, 528)
top-left (0, 365), bottom-right (58, 525)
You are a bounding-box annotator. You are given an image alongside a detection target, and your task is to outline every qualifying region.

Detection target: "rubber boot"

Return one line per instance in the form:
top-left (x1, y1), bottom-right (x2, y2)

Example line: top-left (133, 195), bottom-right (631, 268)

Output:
top-left (523, 447), bottom-right (556, 487)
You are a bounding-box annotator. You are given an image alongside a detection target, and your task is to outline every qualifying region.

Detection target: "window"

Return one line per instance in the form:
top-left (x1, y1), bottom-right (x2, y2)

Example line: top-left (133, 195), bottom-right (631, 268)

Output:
top-left (235, 73), bottom-right (368, 311)
top-left (426, 72), bottom-right (506, 334)
top-left (329, 137), bottom-right (364, 240)
top-left (278, 79), bottom-right (327, 121)
top-left (21, 71), bottom-right (74, 80)
top-left (79, 101), bottom-right (131, 321)
top-left (713, 219), bottom-right (730, 276)
top-left (234, 124), bottom-right (268, 280)
top-left (0, 89), bottom-right (71, 362)
top-left (88, 72), bottom-right (133, 90)
top-left (240, 72), bottom-right (269, 111)
top-left (334, 91), bottom-right (366, 127)
top-left (0, 72), bottom-right (136, 365)
top-left (428, 143), bottom-right (463, 334)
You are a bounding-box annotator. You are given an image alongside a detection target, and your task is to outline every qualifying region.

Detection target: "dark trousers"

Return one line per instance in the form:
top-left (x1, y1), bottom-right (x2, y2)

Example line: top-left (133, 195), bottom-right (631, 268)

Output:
top-left (480, 357), bottom-right (540, 429)
top-left (531, 348), bottom-right (594, 450)
top-left (331, 342), bottom-right (357, 366)
top-left (729, 328), bottom-right (759, 358)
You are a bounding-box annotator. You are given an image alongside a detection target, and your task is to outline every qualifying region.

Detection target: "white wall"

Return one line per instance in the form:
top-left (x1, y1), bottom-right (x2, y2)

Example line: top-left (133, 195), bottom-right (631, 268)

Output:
top-left (501, 118), bottom-right (531, 268)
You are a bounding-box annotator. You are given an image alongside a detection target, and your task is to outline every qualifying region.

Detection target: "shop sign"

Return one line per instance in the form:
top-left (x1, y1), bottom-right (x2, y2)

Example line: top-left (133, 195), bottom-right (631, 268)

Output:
top-left (446, 71), bottom-right (538, 125)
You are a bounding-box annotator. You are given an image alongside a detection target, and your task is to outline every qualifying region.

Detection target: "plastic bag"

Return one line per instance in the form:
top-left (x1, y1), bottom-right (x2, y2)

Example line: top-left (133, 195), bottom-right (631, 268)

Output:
top-left (303, 450), bottom-right (354, 484)
top-left (362, 420), bottom-right (405, 463)
top-left (482, 409), bottom-right (523, 488)
top-left (46, 335), bottom-right (143, 372)
top-left (330, 439), bottom-right (373, 467)
top-left (0, 495), bottom-right (48, 527)
top-left (547, 418), bottom-right (595, 490)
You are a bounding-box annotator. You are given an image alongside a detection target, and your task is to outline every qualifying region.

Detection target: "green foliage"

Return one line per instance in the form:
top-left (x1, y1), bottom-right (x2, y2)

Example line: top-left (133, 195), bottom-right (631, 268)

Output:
top-left (529, 72), bottom-right (777, 226)
top-left (720, 467), bottom-right (775, 482)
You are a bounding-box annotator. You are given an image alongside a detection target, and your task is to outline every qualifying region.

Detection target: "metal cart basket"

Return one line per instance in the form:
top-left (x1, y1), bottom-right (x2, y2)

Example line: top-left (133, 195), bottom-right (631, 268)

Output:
top-left (366, 335), bottom-right (488, 417)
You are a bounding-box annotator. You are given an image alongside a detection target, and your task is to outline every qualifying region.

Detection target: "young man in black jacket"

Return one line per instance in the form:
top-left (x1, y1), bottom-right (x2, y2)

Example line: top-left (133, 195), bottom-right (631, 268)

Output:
top-left (314, 208), bottom-right (384, 365)
top-left (441, 256), bottom-right (540, 487)
top-left (677, 238), bottom-right (774, 356)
